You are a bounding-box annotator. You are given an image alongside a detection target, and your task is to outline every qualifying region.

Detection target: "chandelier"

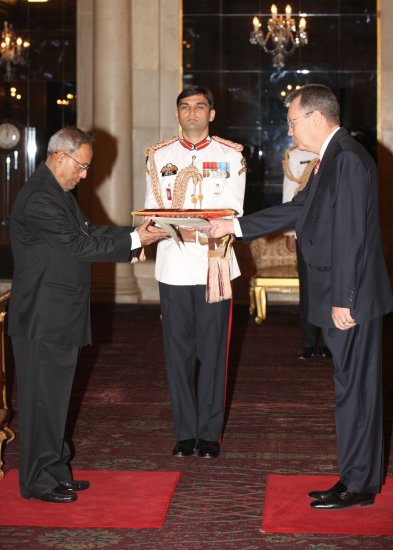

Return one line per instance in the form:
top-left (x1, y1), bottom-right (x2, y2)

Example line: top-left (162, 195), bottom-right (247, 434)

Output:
top-left (250, 4), bottom-right (307, 70)
top-left (0, 21), bottom-right (30, 81)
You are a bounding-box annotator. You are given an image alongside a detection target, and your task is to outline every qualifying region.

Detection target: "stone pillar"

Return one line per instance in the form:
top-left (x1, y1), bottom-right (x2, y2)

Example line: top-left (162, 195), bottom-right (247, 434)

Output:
top-left (131, 0), bottom-right (181, 301)
top-left (77, 0), bottom-right (181, 302)
top-left (77, 0), bottom-right (139, 302)
top-left (378, 0), bottom-right (393, 275)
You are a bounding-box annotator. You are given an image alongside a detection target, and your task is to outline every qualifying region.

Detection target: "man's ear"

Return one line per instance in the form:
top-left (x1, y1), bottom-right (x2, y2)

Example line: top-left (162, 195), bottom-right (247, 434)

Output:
top-left (55, 151), bottom-right (64, 164)
top-left (313, 110), bottom-right (324, 128)
top-left (209, 109), bottom-right (216, 123)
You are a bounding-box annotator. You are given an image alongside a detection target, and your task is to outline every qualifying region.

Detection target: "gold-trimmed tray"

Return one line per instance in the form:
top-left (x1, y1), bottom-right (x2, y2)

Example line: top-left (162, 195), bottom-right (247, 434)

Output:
top-left (132, 208), bottom-right (237, 219)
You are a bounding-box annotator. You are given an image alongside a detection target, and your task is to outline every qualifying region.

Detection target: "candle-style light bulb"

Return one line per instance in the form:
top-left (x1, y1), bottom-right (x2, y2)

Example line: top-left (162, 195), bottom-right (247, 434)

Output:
top-left (271, 4), bottom-right (277, 19)
top-left (253, 16), bottom-right (261, 31)
top-left (285, 5), bottom-right (292, 19)
top-left (299, 17), bottom-right (306, 30)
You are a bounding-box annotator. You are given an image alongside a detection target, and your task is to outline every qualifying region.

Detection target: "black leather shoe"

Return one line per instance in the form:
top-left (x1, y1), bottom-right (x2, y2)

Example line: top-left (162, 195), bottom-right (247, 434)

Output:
top-left (308, 479), bottom-right (347, 500)
top-left (297, 349), bottom-right (316, 359)
top-left (59, 479), bottom-right (90, 491)
top-left (172, 439), bottom-right (196, 457)
top-left (310, 490), bottom-right (375, 510)
top-left (320, 348), bottom-right (332, 358)
top-left (196, 440), bottom-right (220, 458)
top-left (37, 487), bottom-right (77, 503)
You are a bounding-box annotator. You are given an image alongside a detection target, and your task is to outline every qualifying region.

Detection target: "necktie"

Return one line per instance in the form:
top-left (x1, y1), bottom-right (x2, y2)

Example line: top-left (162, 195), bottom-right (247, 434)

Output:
top-left (314, 159), bottom-right (320, 175)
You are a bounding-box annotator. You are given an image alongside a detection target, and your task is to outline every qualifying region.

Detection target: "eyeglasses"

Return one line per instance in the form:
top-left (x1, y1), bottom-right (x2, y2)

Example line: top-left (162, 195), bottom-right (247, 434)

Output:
top-left (60, 151), bottom-right (91, 173)
top-left (287, 110), bottom-right (314, 129)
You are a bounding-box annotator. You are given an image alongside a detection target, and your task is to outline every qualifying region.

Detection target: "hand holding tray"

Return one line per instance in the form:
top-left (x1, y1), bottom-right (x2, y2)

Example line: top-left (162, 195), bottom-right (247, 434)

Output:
top-left (132, 209), bottom-right (237, 245)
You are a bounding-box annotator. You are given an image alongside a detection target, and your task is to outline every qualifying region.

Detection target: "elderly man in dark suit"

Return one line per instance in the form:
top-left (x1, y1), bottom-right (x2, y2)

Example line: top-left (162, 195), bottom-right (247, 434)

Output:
top-left (8, 127), bottom-right (167, 503)
top-left (202, 84), bottom-right (393, 510)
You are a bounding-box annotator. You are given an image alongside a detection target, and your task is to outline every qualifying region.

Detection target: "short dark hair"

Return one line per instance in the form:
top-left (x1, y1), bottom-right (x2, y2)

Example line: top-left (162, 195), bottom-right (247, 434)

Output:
top-left (285, 84), bottom-right (340, 125)
top-left (47, 127), bottom-right (93, 154)
top-left (176, 86), bottom-right (215, 109)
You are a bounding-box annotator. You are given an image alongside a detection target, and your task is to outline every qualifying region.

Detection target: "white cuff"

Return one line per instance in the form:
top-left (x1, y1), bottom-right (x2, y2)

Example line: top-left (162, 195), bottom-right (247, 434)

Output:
top-left (233, 218), bottom-right (243, 238)
top-left (130, 230), bottom-right (141, 250)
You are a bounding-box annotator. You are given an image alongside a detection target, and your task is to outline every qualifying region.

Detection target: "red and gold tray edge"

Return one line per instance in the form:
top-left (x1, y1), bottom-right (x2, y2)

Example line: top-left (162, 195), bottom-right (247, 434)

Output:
top-left (132, 208), bottom-right (238, 219)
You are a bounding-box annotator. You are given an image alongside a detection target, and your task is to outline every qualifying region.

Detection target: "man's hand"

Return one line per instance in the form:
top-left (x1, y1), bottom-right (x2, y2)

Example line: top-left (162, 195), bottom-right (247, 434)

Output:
top-left (200, 219), bottom-right (235, 239)
top-left (285, 235), bottom-right (296, 253)
top-left (332, 306), bottom-right (356, 330)
top-left (136, 218), bottom-right (169, 246)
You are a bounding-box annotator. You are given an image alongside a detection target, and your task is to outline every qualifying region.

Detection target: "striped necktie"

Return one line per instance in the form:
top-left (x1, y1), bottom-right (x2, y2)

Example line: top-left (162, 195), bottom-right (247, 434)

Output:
top-left (314, 159), bottom-right (320, 175)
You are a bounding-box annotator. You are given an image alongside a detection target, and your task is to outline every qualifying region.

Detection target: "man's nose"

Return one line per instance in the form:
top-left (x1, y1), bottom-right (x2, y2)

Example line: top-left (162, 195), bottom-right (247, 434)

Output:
top-left (80, 170), bottom-right (88, 179)
top-left (288, 127), bottom-right (293, 137)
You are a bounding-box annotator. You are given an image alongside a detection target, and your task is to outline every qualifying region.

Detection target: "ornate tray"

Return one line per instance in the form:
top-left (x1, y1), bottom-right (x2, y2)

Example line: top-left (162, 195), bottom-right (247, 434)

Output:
top-left (132, 208), bottom-right (237, 219)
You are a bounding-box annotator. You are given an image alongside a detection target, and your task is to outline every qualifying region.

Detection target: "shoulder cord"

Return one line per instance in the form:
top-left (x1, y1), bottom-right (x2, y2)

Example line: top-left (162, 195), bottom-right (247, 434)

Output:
top-left (282, 150), bottom-right (319, 195)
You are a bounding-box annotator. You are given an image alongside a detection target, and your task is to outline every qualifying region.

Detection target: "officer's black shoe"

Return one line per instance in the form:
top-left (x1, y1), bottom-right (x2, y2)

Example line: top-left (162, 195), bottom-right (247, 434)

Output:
top-left (172, 439), bottom-right (196, 457)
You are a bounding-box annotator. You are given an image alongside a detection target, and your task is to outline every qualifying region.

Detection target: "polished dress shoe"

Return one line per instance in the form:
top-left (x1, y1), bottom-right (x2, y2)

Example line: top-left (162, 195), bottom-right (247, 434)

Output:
top-left (297, 348), bottom-right (316, 359)
top-left (310, 490), bottom-right (375, 510)
top-left (196, 440), bottom-right (220, 458)
top-left (308, 479), bottom-right (347, 500)
top-left (320, 348), bottom-right (332, 358)
top-left (37, 487), bottom-right (77, 503)
top-left (59, 479), bottom-right (90, 491)
top-left (172, 439), bottom-right (196, 457)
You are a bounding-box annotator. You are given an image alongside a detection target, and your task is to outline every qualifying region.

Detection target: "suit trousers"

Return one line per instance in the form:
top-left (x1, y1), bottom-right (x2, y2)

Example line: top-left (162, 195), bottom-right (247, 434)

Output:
top-left (321, 317), bottom-right (383, 494)
top-left (12, 336), bottom-right (79, 498)
top-left (159, 283), bottom-right (231, 442)
top-left (297, 243), bottom-right (327, 352)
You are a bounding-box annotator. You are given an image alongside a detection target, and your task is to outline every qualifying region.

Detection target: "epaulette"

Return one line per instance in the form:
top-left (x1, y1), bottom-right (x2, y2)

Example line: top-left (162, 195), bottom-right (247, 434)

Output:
top-left (212, 136), bottom-right (243, 152)
top-left (144, 136), bottom-right (179, 157)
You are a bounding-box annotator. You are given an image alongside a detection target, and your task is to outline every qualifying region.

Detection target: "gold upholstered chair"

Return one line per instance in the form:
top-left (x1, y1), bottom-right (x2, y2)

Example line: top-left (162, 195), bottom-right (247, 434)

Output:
top-left (248, 235), bottom-right (299, 324)
top-left (0, 290), bottom-right (15, 479)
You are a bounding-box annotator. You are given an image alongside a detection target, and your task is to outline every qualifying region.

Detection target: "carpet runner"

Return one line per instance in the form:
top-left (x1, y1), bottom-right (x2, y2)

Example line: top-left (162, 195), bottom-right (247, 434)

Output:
top-left (1, 469), bottom-right (181, 529)
top-left (262, 474), bottom-right (393, 535)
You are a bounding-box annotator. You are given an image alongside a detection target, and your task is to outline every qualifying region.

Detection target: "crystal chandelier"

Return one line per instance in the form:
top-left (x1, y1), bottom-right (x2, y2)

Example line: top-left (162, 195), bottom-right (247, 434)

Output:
top-left (250, 4), bottom-right (307, 70)
top-left (0, 21), bottom-right (30, 81)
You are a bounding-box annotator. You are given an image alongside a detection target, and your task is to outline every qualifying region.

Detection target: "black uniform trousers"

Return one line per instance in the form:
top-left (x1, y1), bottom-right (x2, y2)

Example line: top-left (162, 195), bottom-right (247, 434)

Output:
top-left (159, 283), bottom-right (231, 442)
top-left (12, 336), bottom-right (79, 498)
top-left (321, 317), bottom-right (383, 494)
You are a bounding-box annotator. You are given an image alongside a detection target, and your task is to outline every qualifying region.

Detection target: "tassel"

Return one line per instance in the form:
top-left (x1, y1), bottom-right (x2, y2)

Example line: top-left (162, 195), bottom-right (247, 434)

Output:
top-left (130, 247), bottom-right (146, 264)
top-left (206, 236), bottom-right (233, 303)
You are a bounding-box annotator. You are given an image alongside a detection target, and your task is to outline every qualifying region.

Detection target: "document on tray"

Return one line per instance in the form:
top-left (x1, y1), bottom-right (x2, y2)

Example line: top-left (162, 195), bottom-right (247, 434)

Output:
top-left (151, 217), bottom-right (210, 246)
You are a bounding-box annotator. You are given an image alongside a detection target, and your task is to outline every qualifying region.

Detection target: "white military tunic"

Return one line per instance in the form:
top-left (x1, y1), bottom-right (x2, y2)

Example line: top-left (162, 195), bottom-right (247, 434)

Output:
top-left (144, 136), bottom-right (246, 285)
top-left (282, 145), bottom-right (319, 238)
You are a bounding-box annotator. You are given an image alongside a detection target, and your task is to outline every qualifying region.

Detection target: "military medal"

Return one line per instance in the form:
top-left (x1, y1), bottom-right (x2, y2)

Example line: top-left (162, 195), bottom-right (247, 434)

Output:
top-left (203, 162), bottom-right (230, 178)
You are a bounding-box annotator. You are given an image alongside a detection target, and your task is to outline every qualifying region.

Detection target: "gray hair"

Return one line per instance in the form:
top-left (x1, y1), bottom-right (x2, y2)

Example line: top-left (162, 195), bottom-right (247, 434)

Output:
top-left (47, 127), bottom-right (93, 154)
top-left (285, 84), bottom-right (340, 125)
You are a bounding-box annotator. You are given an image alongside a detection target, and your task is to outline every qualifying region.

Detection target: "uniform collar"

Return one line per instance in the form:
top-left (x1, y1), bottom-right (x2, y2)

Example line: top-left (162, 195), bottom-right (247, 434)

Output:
top-left (179, 135), bottom-right (211, 151)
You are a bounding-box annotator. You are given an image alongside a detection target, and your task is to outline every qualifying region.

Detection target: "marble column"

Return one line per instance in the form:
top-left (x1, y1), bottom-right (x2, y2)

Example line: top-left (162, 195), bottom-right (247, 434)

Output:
top-left (378, 0), bottom-right (393, 274)
top-left (131, 0), bottom-right (181, 301)
top-left (77, 0), bottom-right (181, 302)
top-left (77, 0), bottom-right (139, 302)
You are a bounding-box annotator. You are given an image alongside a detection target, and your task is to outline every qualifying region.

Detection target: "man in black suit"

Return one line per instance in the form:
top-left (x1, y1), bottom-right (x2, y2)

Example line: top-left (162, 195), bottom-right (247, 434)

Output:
top-left (202, 85), bottom-right (393, 510)
top-left (8, 127), bottom-right (167, 503)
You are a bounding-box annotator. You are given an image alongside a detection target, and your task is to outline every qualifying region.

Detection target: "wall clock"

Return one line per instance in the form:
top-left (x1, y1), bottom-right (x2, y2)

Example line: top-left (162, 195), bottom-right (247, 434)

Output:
top-left (0, 121), bottom-right (21, 150)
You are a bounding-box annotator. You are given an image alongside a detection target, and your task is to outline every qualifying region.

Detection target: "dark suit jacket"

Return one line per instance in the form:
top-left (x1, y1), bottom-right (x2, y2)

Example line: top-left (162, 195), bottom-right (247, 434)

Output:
top-left (8, 162), bottom-right (137, 347)
top-left (239, 128), bottom-right (393, 327)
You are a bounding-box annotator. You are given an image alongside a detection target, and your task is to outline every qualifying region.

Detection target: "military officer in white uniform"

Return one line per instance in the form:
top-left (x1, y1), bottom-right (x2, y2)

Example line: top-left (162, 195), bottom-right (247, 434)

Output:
top-left (144, 86), bottom-right (246, 458)
top-left (282, 145), bottom-right (331, 359)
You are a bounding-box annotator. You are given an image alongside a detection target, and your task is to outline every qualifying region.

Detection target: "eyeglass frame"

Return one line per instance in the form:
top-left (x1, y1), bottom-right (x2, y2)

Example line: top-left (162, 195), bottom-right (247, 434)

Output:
top-left (286, 110), bottom-right (314, 129)
top-left (57, 151), bottom-right (91, 173)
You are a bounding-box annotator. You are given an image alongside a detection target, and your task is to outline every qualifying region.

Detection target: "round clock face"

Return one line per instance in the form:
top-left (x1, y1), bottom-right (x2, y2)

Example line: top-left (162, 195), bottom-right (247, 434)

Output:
top-left (0, 122), bottom-right (21, 150)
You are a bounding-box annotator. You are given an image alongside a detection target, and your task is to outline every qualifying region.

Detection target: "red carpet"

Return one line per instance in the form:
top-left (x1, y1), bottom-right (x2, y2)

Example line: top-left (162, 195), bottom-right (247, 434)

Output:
top-left (0, 469), bottom-right (181, 528)
top-left (262, 475), bottom-right (393, 535)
